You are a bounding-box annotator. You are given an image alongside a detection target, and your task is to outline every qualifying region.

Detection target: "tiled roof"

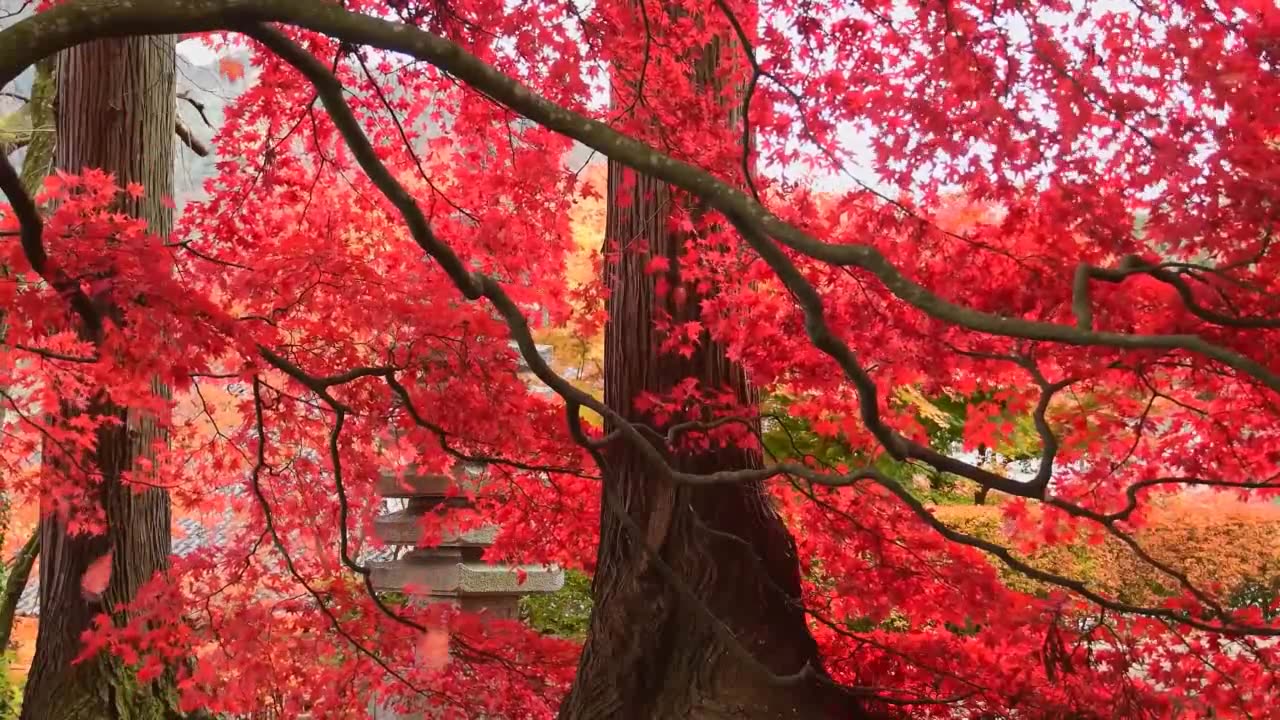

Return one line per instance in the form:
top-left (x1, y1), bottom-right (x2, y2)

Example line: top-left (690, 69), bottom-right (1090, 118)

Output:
top-left (17, 504), bottom-right (404, 618)
top-left (17, 514), bottom-right (232, 617)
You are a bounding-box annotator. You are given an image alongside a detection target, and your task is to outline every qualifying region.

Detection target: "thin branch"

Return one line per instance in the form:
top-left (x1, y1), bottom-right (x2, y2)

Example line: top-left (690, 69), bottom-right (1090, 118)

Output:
top-left (351, 50), bottom-right (478, 224)
top-left (1074, 253), bottom-right (1280, 331)
top-left (177, 90), bottom-right (213, 128)
top-left (13, 343), bottom-right (99, 363)
top-left (175, 119), bottom-right (211, 156)
top-left (248, 377), bottom-right (453, 706)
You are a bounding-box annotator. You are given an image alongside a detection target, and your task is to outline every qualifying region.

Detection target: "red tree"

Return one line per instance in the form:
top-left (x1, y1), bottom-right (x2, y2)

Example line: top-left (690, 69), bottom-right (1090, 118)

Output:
top-left (1, 0), bottom-right (1280, 718)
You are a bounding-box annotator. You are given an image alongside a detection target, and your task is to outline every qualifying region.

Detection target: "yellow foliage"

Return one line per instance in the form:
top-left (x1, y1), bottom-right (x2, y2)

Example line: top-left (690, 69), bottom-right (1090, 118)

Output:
top-left (532, 162), bottom-right (606, 426)
top-left (895, 386), bottom-right (953, 427)
top-left (933, 497), bottom-right (1280, 604)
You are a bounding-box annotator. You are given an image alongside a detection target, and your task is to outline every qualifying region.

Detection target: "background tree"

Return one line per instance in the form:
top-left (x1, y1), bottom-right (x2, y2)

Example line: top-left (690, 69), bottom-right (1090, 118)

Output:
top-left (0, 54), bottom-right (52, 664)
top-left (19, 34), bottom-right (178, 719)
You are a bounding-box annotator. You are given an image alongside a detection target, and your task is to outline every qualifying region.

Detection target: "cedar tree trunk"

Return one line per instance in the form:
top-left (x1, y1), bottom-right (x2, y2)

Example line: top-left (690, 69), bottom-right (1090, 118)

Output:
top-left (558, 166), bottom-right (861, 720)
top-left (20, 36), bottom-right (177, 720)
top-left (559, 22), bottom-right (865, 709)
top-left (559, 163), bottom-right (862, 719)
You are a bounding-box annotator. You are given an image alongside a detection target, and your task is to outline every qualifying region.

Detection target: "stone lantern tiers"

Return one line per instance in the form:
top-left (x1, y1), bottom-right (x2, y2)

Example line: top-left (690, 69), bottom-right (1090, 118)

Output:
top-left (370, 343), bottom-right (565, 621)
top-left (369, 463), bottom-right (563, 619)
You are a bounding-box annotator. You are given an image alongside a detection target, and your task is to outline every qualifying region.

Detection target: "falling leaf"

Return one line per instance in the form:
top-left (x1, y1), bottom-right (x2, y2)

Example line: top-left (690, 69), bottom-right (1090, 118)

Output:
top-left (81, 550), bottom-right (113, 600)
top-left (218, 57), bottom-right (245, 82)
top-left (644, 256), bottom-right (671, 275)
top-left (416, 627), bottom-right (450, 673)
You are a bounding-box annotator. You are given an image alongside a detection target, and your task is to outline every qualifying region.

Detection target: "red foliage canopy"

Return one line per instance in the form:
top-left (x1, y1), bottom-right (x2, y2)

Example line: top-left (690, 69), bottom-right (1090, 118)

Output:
top-left (2, 0), bottom-right (1279, 717)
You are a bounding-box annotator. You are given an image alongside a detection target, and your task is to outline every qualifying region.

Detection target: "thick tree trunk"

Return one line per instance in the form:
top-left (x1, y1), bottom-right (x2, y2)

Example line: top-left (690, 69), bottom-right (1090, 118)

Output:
top-left (559, 5), bottom-right (863, 718)
top-left (20, 36), bottom-right (177, 720)
top-left (558, 161), bottom-right (861, 719)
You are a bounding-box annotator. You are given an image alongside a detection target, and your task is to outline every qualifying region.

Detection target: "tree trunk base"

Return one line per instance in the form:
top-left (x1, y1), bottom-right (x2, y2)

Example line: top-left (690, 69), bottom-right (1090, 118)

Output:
top-left (19, 655), bottom-right (181, 720)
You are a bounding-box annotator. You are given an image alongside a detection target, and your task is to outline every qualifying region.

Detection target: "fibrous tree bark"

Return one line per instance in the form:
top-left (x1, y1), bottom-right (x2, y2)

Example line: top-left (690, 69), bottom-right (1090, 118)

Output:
top-left (559, 10), bottom-right (861, 720)
top-left (20, 35), bottom-right (177, 720)
top-left (560, 168), bottom-right (856, 720)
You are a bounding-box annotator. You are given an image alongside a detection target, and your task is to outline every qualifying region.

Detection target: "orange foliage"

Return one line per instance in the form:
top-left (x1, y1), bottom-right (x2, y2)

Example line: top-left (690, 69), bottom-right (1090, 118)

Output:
top-left (934, 496), bottom-right (1280, 606)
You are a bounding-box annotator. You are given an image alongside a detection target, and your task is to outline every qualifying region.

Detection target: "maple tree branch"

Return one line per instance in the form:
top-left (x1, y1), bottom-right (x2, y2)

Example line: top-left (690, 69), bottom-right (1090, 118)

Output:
top-left (941, 348), bottom-right (1262, 617)
top-left (609, 0), bottom-right (652, 122)
top-left (871, 465), bottom-right (1280, 636)
top-left (322, 408), bottom-right (524, 688)
top-left (248, 377), bottom-right (458, 706)
top-left (1153, 616), bottom-right (1262, 704)
top-left (351, 50), bottom-right (479, 224)
top-left (243, 23), bottom-right (726, 496)
top-left (254, 19), bottom-right (1063, 511)
top-left (713, 0), bottom-right (1036, 269)
top-left (709, 0), bottom-right (759, 200)
top-left (0, 151), bottom-right (102, 340)
top-left (593, 397), bottom-right (1264, 637)
top-left (13, 342), bottom-right (99, 363)
top-left (1070, 473), bottom-right (1280, 525)
top-left (257, 344), bottom-right (394, 411)
top-left (261, 341), bottom-right (596, 478)
top-left (0, 385), bottom-right (103, 483)
top-left (166, 238), bottom-right (253, 270)
top-left (944, 345), bottom-right (1071, 494)
top-left (1100, 517), bottom-right (1229, 619)
top-left (327, 405), bottom-right (368, 577)
top-left (261, 367), bottom-right (585, 694)
top-left (1074, 253), bottom-right (1280, 331)
top-left (384, 372), bottom-right (598, 479)
top-left (1012, 0), bottom-right (1161, 151)
top-left (252, 6), bottom-right (1280, 523)
top-left (769, 390), bottom-right (1280, 638)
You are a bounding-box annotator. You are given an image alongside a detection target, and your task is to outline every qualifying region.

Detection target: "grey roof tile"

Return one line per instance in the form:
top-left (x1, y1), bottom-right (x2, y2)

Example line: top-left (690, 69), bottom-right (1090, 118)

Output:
top-left (17, 508), bottom-right (239, 617)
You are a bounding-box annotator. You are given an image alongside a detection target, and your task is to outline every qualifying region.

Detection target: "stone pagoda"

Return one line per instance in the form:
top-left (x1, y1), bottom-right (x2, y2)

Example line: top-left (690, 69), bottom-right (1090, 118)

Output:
top-left (369, 343), bottom-right (564, 621)
top-left (367, 344), bottom-right (565, 719)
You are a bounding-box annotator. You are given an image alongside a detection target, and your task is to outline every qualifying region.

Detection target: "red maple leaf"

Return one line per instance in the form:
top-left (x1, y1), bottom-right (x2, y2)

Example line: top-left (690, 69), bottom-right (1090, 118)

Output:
top-left (81, 550), bottom-right (113, 600)
top-left (217, 56), bottom-right (245, 82)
